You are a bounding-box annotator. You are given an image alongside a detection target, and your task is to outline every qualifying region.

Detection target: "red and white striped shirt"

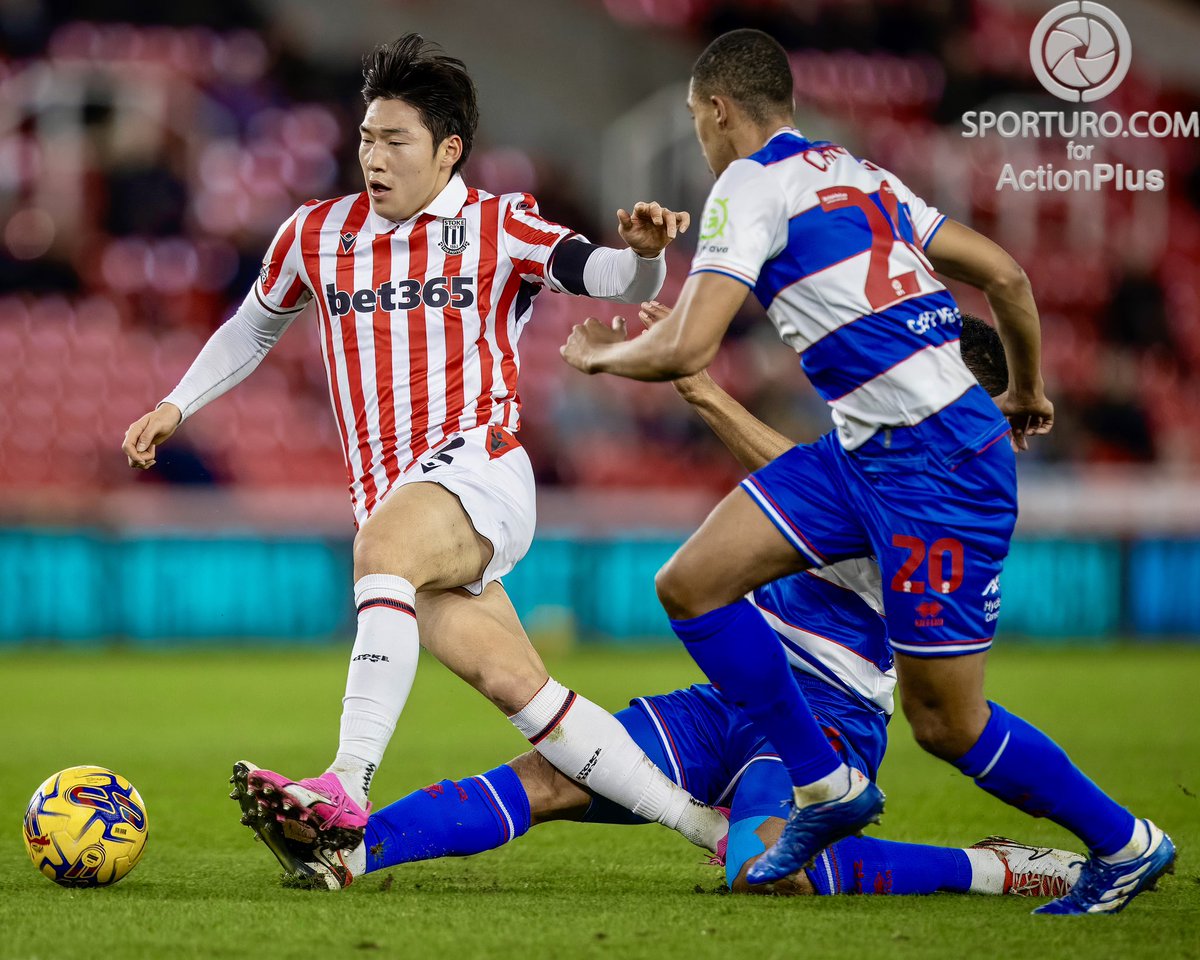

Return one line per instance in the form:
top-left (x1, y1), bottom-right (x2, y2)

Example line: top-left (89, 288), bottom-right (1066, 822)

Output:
top-left (255, 175), bottom-right (574, 523)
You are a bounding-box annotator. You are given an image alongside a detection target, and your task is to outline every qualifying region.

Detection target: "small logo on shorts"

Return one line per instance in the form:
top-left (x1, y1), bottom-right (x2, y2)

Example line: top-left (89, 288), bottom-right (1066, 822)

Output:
top-left (419, 435), bottom-right (466, 473)
top-left (914, 601), bottom-right (944, 628)
top-left (981, 576), bottom-right (1001, 596)
top-left (486, 425), bottom-right (518, 460)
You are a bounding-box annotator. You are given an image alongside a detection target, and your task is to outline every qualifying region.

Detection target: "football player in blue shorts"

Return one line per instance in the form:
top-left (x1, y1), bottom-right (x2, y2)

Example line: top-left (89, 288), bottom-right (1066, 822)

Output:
top-left (560, 29), bottom-right (1173, 914)
top-left (233, 317), bottom-right (1082, 901)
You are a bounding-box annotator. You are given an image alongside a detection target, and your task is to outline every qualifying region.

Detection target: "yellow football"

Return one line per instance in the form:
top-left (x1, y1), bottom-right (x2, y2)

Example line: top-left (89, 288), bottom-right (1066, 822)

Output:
top-left (23, 765), bottom-right (149, 887)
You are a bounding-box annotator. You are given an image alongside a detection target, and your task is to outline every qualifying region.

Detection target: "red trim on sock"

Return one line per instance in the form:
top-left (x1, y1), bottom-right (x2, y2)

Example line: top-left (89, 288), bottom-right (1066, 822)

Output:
top-left (528, 690), bottom-right (577, 745)
top-left (510, 677), bottom-right (551, 719)
top-left (357, 597), bottom-right (416, 618)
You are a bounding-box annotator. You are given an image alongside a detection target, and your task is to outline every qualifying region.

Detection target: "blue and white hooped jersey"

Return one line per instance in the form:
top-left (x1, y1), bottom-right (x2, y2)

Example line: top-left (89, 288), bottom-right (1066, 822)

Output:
top-left (691, 128), bottom-right (976, 449)
top-left (750, 557), bottom-right (895, 717)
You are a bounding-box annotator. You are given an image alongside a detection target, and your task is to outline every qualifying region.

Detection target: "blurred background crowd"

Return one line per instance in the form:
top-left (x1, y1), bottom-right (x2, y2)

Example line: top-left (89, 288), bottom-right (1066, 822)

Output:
top-left (4, 0), bottom-right (1200, 496)
top-left (1, 0), bottom-right (1198, 642)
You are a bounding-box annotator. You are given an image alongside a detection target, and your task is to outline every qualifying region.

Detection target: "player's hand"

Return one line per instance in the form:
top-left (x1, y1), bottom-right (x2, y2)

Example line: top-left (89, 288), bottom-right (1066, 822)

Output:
top-left (617, 202), bottom-right (690, 258)
top-left (560, 316), bottom-right (628, 374)
top-left (638, 300), bottom-right (715, 400)
top-left (995, 390), bottom-right (1054, 451)
top-left (122, 403), bottom-right (182, 470)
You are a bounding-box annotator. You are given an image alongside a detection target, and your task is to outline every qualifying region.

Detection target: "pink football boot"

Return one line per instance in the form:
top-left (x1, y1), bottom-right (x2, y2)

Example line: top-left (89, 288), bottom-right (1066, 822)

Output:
top-left (247, 768), bottom-right (371, 851)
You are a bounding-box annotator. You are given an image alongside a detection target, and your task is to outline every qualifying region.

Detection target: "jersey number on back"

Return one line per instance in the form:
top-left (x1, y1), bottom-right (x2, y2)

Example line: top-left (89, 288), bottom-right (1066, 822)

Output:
top-left (817, 181), bottom-right (921, 311)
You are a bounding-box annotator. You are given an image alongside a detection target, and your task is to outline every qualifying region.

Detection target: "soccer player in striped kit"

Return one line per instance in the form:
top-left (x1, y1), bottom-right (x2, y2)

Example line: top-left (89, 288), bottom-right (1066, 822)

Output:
top-left (562, 29), bottom-right (1174, 914)
top-left (122, 35), bottom-right (728, 866)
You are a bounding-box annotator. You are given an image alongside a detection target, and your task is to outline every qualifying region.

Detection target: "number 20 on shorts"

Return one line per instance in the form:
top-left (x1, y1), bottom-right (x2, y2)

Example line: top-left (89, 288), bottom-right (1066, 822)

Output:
top-left (890, 535), bottom-right (964, 595)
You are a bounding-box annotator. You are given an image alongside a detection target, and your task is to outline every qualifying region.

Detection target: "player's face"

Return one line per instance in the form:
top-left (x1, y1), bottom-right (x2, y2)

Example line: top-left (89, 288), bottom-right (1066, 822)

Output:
top-left (358, 98), bottom-right (454, 222)
top-left (687, 81), bottom-right (735, 177)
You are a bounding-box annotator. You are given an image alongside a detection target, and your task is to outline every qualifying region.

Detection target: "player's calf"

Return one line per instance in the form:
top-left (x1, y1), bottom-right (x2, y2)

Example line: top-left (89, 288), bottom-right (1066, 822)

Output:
top-left (507, 751), bottom-right (591, 824)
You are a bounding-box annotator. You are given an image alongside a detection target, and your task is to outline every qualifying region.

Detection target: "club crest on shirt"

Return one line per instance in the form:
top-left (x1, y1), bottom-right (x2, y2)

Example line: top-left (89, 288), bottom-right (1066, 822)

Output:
top-left (439, 218), bottom-right (469, 255)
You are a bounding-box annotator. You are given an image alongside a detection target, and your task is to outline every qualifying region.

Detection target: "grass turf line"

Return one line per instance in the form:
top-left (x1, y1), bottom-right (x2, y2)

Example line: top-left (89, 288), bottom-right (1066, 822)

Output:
top-left (0, 644), bottom-right (1196, 960)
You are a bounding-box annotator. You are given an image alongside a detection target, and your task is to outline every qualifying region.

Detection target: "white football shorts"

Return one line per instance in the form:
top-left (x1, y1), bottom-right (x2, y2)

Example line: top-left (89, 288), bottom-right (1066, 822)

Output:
top-left (373, 423), bottom-right (536, 595)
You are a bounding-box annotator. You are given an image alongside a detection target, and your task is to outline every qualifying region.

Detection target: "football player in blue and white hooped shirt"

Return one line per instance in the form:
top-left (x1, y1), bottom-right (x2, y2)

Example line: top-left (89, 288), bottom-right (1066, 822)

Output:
top-left (561, 29), bottom-right (1173, 915)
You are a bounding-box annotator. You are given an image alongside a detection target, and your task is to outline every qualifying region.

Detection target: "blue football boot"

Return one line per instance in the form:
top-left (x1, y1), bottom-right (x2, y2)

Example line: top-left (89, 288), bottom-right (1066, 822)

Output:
top-left (1034, 820), bottom-right (1175, 915)
top-left (746, 777), bottom-right (885, 885)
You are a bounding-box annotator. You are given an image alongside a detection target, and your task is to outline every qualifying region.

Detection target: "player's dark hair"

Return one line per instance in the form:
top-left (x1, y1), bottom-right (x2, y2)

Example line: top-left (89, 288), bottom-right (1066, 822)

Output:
top-left (691, 29), bottom-right (794, 124)
top-left (361, 34), bottom-right (479, 174)
top-left (960, 315), bottom-right (1009, 398)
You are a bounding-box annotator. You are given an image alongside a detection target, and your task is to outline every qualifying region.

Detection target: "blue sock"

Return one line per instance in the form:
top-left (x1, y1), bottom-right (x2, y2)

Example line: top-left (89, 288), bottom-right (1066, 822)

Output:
top-left (364, 764), bottom-right (532, 872)
top-left (671, 599), bottom-right (843, 786)
top-left (953, 701), bottom-right (1135, 856)
top-left (805, 836), bottom-right (972, 895)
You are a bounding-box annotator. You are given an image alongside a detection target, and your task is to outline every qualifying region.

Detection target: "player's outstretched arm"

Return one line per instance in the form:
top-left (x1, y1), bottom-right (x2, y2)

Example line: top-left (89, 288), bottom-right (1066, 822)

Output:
top-left (545, 201), bottom-right (688, 305)
top-left (120, 298), bottom-right (299, 470)
top-left (638, 301), bottom-right (795, 471)
top-left (924, 220), bottom-right (1054, 450)
top-left (561, 270), bottom-right (747, 381)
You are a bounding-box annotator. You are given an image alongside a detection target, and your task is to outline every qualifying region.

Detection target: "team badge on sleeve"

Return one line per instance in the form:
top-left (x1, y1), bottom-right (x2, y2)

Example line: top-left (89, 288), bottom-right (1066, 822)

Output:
top-left (439, 218), bottom-right (469, 254)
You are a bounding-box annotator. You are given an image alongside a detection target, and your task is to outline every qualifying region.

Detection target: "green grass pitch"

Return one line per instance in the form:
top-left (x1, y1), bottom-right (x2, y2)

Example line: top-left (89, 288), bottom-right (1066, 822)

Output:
top-left (1, 643), bottom-right (1197, 960)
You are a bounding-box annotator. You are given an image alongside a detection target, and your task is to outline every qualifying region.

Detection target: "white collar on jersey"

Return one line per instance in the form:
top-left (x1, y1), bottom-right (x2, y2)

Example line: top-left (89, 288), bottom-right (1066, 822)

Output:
top-left (364, 173), bottom-right (469, 235)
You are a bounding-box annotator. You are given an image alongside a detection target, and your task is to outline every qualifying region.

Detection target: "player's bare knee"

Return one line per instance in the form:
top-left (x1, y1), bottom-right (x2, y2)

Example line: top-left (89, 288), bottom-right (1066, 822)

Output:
top-left (904, 691), bottom-right (990, 760)
top-left (485, 661), bottom-right (548, 716)
top-left (655, 559), bottom-right (705, 619)
top-left (908, 709), bottom-right (974, 760)
top-left (352, 525), bottom-right (425, 585)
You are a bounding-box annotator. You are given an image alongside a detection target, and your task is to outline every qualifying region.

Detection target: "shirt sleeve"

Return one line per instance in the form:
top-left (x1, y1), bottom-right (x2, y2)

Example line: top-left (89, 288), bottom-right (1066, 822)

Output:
top-left (500, 193), bottom-right (578, 289)
top-left (160, 293), bottom-right (298, 421)
top-left (253, 205), bottom-right (315, 316)
top-left (689, 159), bottom-right (789, 288)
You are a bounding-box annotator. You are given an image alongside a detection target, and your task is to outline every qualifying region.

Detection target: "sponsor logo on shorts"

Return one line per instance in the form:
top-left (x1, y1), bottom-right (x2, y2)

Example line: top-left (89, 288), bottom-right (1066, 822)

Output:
top-left (914, 600), bottom-right (945, 628)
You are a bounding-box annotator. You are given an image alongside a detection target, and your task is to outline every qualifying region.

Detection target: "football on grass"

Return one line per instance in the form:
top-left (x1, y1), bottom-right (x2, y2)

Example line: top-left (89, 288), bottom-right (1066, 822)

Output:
top-left (23, 765), bottom-right (148, 887)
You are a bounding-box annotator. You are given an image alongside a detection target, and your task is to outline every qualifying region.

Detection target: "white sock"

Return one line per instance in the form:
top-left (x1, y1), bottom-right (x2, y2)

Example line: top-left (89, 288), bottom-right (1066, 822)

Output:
top-left (1099, 819), bottom-right (1151, 863)
top-left (964, 847), bottom-right (1008, 894)
top-left (793, 764), bottom-right (857, 808)
top-left (508, 678), bottom-right (726, 852)
top-left (344, 841), bottom-right (367, 878)
top-left (328, 574), bottom-right (420, 809)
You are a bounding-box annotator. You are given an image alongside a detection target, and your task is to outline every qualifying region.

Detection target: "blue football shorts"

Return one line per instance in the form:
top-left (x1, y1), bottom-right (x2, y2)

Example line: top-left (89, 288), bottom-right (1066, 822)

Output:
top-left (741, 389), bottom-right (1017, 658)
